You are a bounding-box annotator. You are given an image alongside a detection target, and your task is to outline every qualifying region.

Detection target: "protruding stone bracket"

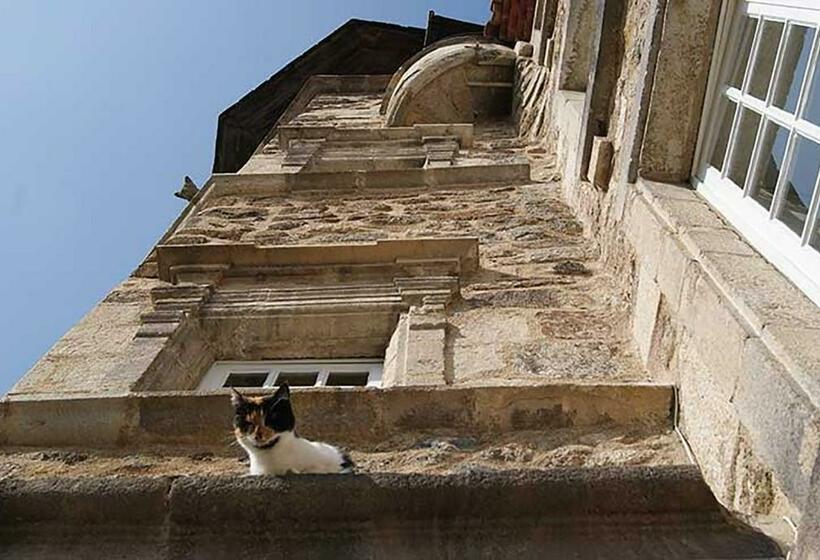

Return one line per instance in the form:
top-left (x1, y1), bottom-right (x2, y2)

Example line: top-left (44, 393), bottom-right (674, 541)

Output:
top-left (422, 135), bottom-right (460, 168)
top-left (281, 138), bottom-right (325, 171)
top-left (136, 284), bottom-right (214, 339)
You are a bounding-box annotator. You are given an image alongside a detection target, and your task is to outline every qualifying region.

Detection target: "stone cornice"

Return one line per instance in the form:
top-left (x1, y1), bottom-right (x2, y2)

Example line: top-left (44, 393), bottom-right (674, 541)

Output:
top-left (156, 238), bottom-right (479, 284)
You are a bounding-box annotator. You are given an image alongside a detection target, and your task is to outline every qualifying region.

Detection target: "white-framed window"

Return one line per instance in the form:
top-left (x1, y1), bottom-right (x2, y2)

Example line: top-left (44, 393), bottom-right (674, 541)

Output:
top-left (694, 0), bottom-right (820, 306)
top-left (198, 359), bottom-right (383, 390)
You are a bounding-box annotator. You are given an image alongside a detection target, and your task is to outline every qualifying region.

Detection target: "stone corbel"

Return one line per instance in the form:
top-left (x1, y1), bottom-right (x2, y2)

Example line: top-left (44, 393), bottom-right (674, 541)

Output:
top-left (422, 136), bottom-right (460, 168)
top-left (136, 283), bottom-right (215, 339)
top-left (385, 276), bottom-right (459, 386)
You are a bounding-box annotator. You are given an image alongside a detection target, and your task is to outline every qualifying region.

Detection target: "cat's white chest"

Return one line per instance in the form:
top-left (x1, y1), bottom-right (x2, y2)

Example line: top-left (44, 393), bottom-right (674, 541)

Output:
top-left (242, 433), bottom-right (345, 475)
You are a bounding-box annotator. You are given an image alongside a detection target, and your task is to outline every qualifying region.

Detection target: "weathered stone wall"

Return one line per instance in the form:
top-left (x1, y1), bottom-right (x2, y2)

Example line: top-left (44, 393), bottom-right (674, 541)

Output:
top-left (519, 0), bottom-right (820, 541)
top-left (10, 278), bottom-right (164, 395)
top-left (166, 157), bottom-right (644, 386)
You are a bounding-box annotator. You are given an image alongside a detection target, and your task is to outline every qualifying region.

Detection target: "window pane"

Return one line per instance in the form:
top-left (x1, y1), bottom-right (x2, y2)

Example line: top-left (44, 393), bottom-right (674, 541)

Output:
top-left (811, 221), bottom-right (820, 250)
top-left (326, 372), bottom-right (369, 386)
top-left (805, 62), bottom-right (820, 126)
top-left (751, 120), bottom-right (789, 211)
top-left (748, 19), bottom-right (784, 100)
top-left (224, 373), bottom-right (268, 388)
top-left (772, 25), bottom-right (815, 114)
top-left (275, 372), bottom-right (319, 386)
top-left (728, 108), bottom-right (762, 188)
top-left (777, 136), bottom-right (820, 236)
top-left (730, 17), bottom-right (759, 89)
top-left (709, 98), bottom-right (737, 172)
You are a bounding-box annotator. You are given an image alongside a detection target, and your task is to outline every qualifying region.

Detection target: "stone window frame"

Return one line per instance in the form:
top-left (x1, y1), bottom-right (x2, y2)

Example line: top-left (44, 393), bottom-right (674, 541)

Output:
top-left (198, 359), bottom-right (384, 390)
top-left (694, 0), bottom-right (820, 306)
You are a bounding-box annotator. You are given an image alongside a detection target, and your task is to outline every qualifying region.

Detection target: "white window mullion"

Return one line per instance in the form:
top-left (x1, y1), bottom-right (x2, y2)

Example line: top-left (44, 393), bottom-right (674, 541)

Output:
top-left (801, 172), bottom-right (820, 245)
top-left (743, 15), bottom-right (766, 95)
top-left (793, 20), bottom-right (820, 119)
top-left (722, 100), bottom-right (745, 179)
top-left (743, 114), bottom-right (769, 196)
top-left (766, 17), bottom-right (792, 106)
top-left (769, 129), bottom-right (800, 218)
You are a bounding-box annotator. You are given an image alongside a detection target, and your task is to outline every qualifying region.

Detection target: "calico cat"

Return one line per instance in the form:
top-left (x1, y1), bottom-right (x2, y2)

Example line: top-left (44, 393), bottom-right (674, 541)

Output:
top-left (231, 383), bottom-right (354, 475)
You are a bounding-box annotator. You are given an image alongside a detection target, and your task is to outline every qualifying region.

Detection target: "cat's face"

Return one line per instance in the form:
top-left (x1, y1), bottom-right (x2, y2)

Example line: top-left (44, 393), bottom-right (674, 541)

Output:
top-left (231, 383), bottom-right (295, 449)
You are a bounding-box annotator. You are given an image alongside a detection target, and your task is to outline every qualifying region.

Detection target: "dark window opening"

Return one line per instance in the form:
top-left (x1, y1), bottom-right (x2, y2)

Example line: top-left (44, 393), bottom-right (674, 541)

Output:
top-left (326, 371), bottom-right (369, 386)
top-left (223, 373), bottom-right (268, 388)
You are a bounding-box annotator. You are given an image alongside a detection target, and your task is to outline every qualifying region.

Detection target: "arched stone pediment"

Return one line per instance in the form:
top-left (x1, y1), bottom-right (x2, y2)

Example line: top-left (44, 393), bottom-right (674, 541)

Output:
top-left (383, 41), bottom-right (516, 127)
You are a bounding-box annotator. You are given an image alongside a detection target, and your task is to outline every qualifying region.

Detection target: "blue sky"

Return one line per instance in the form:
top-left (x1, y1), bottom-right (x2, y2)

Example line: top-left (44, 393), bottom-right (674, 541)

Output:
top-left (0, 1), bottom-right (488, 395)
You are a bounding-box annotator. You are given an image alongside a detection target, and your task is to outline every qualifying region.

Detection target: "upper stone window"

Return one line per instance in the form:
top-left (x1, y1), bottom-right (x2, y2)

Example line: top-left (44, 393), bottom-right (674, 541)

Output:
top-left (695, 0), bottom-right (820, 306)
top-left (199, 360), bottom-right (384, 390)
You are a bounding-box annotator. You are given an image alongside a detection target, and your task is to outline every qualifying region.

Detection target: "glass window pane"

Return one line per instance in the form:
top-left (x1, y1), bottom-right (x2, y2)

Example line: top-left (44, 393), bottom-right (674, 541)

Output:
top-left (326, 372), bottom-right (369, 386)
top-left (777, 136), bottom-right (820, 236)
top-left (805, 62), bottom-right (820, 126)
top-left (730, 17), bottom-right (759, 90)
top-left (751, 121), bottom-right (789, 211)
top-left (772, 25), bottom-right (815, 114)
top-left (728, 108), bottom-right (762, 188)
top-left (224, 373), bottom-right (268, 388)
top-left (275, 372), bottom-right (319, 386)
top-left (709, 98), bottom-right (737, 172)
top-left (748, 19), bottom-right (785, 100)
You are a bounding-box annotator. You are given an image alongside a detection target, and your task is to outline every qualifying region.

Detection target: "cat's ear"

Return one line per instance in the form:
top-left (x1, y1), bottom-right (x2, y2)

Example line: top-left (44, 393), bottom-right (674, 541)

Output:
top-left (272, 382), bottom-right (290, 400)
top-left (230, 387), bottom-right (247, 407)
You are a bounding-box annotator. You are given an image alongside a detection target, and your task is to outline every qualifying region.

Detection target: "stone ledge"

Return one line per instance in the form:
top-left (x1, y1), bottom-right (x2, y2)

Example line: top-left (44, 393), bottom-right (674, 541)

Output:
top-left (217, 162), bottom-right (531, 194)
top-left (155, 237), bottom-right (480, 283)
top-left (0, 467), bottom-right (781, 558)
top-left (0, 466), bottom-right (718, 524)
top-left (628, 178), bottom-right (820, 518)
top-left (637, 178), bottom-right (820, 409)
top-left (0, 384), bottom-right (674, 448)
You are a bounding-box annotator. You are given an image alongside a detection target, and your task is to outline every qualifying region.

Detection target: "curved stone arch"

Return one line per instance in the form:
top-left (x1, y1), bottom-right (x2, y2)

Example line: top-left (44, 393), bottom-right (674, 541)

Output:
top-left (383, 41), bottom-right (516, 127)
top-left (379, 34), bottom-right (500, 115)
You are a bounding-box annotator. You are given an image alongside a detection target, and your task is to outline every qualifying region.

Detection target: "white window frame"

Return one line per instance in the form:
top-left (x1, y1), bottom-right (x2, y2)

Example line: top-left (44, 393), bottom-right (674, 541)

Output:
top-left (198, 359), bottom-right (383, 390)
top-left (693, 0), bottom-right (820, 306)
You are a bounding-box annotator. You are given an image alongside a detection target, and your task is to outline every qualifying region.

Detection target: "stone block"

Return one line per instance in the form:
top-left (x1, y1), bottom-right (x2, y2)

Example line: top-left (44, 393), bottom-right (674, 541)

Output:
top-left (677, 331), bottom-right (741, 505)
top-left (734, 338), bottom-right (820, 509)
top-left (514, 41), bottom-right (533, 58)
top-left (794, 455), bottom-right (820, 559)
top-left (588, 136), bottom-right (613, 190)
top-left (761, 325), bottom-right (820, 407)
top-left (681, 227), bottom-right (756, 258)
top-left (701, 253), bottom-right (820, 332)
top-left (624, 195), bottom-right (667, 280)
top-left (659, 198), bottom-right (726, 232)
top-left (639, 0), bottom-right (721, 182)
top-left (677, 268), bottom-right (746, 401)
top-left (632, 263), bottom-right (661, 365)
top-left (655, 234), bottom-right (692, 309)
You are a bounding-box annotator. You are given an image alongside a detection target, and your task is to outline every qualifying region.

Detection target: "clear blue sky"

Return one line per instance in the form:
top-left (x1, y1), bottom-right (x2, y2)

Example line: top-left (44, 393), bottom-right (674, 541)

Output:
top-left (0, 1), bottom-right (488, 395)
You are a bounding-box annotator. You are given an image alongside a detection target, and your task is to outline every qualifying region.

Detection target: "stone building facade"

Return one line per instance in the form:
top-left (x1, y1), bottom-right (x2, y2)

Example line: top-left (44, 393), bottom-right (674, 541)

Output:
top-left (2, 1), bottom-right (820, 558)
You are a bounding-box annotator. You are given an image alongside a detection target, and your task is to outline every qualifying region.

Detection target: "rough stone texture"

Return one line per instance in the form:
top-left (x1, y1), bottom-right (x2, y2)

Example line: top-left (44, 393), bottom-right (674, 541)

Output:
top-left (0, 467), bottom-right (781, 559)
top-left (0, 384), bottom-right (675, 448)
top-left (163, 175), bottom-right (644, 386)
top-left (639, 0), bottom-right (721, 183)
top-left (512, 1), bottom-right (820, 552)
top-left (11, 277), bottom-right (163, 395)
top-left (0, 425), bottom-right (687, 478)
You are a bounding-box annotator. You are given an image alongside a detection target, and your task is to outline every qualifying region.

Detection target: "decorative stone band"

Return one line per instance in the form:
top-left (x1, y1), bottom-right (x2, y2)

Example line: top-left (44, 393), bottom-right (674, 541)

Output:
top-left (274, 124), bottom-right (473, 173)
top-left (207, 162), bottom-right (530, 195)
top-left (155, 238), bottom-right (479, 284)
